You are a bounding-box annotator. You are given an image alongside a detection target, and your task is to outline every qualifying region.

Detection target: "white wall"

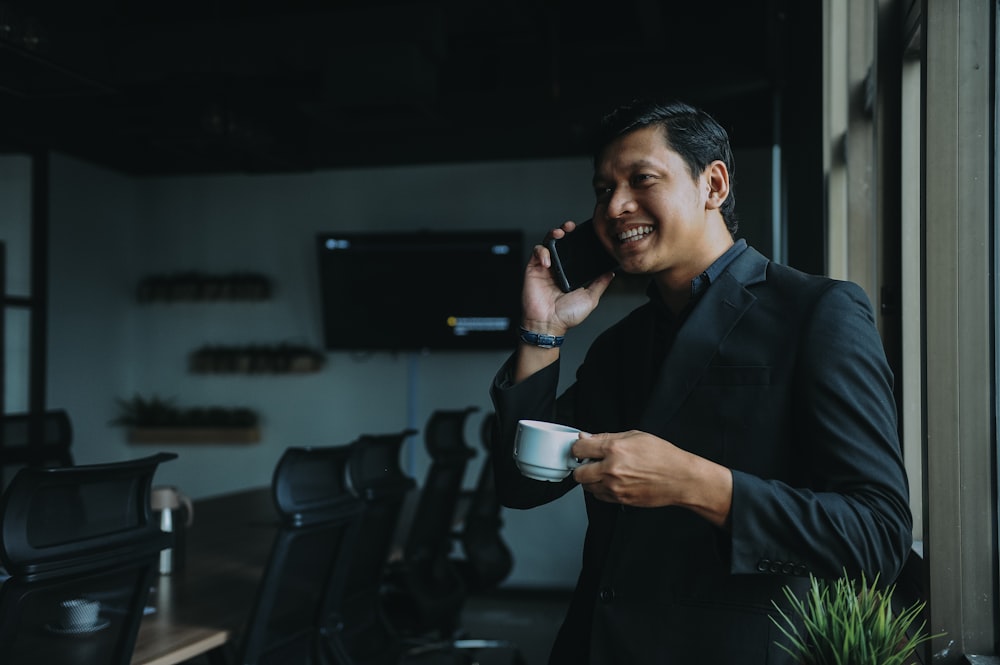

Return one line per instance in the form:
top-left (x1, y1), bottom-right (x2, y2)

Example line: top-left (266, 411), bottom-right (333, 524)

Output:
top-left (33, 147), bottom-right (772, 588)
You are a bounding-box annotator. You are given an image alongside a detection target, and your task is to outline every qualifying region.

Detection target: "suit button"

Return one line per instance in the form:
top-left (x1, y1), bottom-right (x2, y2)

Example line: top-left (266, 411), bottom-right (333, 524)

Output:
top-left (756, 559), bottom-right (771, 572)
top-left (769, 560), bottom-right (781, 574)
top-left (781, 562), bottom-right (794, 575)
top-left (794, 565), bottom-right (808, 576)
top-left (599, 587), bottom-right (615, 603)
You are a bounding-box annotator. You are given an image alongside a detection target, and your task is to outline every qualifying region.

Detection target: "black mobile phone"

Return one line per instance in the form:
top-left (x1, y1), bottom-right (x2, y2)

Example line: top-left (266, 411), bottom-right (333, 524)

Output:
top-left (545, 219), bottom-right (619, 293)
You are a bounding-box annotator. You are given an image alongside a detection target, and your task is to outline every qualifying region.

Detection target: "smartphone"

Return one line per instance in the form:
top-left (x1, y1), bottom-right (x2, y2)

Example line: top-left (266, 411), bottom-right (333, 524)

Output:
top-left (545, 219), bottom-right (619, 293)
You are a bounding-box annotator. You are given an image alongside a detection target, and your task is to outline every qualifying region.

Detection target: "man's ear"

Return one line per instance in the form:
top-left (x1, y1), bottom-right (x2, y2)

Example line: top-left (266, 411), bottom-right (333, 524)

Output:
top-left (705, 160), bottom-right (730, 210)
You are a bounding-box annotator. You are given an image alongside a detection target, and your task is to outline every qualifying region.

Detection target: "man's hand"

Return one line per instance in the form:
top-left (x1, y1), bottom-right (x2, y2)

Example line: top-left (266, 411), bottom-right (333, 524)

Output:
top-left (522, 221), bottom-right (614, 335)
top-left (571, 430), bottom-right (734, 529)
top-left (514, 221), bottom-right (614, 383)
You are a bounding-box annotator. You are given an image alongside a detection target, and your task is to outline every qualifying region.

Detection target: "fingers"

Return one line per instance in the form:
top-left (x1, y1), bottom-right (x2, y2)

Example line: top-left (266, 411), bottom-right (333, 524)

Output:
top-left (531, 221), bottom-right (578, 270)
top-left (580, 480), bottom-right (618, 504)
top-left (531, 243), bottom-right (552, 269)
top-left (571, 431), bottom-right (605, 460)
top-left (571, 432), bottom-right (620, 502)
top-left (545, 219), bottom-right (578, 243)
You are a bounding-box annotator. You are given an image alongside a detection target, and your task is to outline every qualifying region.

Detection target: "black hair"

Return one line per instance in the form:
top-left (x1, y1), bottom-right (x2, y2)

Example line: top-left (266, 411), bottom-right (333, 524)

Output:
top-left (592, 99), bottom-right (738, 236)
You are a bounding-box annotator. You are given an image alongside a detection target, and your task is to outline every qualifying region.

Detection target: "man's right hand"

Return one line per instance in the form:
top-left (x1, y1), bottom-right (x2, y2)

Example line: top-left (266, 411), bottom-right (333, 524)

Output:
top-left (514, 221), bottom-right (614, 383)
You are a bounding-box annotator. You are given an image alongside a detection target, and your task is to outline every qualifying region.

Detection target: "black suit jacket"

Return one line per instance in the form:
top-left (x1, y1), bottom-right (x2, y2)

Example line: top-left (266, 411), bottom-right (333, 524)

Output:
top-left (491, 246), bottom-right (912, 665)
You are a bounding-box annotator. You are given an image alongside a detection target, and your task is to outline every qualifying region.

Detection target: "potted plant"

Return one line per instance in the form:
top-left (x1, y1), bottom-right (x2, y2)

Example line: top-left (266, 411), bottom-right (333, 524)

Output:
top-left (112, 394), bottom-right (260, 443)
top-left (771, 570), bottom-right (940, 665)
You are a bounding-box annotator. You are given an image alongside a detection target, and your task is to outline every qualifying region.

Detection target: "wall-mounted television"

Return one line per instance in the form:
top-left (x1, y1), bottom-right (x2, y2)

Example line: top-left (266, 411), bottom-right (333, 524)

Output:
top-left (316, 230), bottom-right (525, 351)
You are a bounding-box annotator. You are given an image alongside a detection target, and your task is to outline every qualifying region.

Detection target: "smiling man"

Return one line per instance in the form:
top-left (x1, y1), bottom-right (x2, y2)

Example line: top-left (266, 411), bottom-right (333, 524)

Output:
top-left (489, 99), bottom-right (912, 664)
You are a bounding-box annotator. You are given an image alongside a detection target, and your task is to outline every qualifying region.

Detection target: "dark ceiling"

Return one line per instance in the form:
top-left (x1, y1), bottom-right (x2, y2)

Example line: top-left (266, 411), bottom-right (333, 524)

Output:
top-left (0, 0), bottom-right (804, 176)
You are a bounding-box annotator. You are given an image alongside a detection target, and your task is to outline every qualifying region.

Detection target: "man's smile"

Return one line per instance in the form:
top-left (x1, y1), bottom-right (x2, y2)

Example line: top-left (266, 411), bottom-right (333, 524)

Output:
top-left (617, 225), bottom-right (654, 244)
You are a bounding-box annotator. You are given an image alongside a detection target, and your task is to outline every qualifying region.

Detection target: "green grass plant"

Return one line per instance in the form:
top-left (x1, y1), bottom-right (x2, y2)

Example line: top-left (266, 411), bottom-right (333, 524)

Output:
top-left (771, 571), bottom-right (939, 665)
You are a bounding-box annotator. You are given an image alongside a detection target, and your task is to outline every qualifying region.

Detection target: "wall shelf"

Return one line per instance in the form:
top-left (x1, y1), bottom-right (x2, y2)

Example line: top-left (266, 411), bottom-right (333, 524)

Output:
top-left (127, 427), bottom-right (260, 444)
top-left (136, 272), bottom-right (272, 302)
top-left (189, 344), bottom-right (324, 374)
top-left (113, 396), bottom-right (260, 443)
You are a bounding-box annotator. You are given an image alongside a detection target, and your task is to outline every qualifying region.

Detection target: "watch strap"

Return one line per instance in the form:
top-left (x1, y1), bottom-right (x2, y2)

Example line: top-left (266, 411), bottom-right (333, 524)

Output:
top-left (519, 327), bottom-right (564, 349)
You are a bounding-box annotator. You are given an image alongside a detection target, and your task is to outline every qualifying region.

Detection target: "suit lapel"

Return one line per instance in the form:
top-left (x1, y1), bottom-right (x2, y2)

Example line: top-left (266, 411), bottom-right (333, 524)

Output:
top-left (637, 247), bottom-right (769, 434)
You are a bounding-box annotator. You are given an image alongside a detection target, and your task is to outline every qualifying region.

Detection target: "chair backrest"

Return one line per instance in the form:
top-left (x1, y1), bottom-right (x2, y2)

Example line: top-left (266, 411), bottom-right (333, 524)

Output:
top-left (0, 453), bottom-right (175, 665)
top-left (456, 412), bottom-right (513, 591)
top-left (0, 410), bottom-right (74, 490)
top-left (403, 407), bottom-right (478, 567)
top-left (345, 429), bottom-right (417, 581)
top-left (237, 445), bottom-right (364, 665)
top-left (341, 429), bottom-right (416, 664)
top-left (390, 408), bottom-right (477, 636)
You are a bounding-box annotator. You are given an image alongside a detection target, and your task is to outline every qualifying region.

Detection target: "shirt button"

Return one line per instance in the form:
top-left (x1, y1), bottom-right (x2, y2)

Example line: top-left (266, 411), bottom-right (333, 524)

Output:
top-left (599, 587), bottom-right (615, 603)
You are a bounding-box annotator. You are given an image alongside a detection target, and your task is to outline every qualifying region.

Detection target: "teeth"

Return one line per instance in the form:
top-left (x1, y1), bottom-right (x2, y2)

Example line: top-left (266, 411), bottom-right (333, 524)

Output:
top-left (618, 226), bottom-right (653, 242)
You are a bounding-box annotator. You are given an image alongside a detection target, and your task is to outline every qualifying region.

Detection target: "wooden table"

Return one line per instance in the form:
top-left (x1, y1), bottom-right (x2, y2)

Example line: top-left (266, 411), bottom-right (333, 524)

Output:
top-left (131, 487), bottom-right (277, 665)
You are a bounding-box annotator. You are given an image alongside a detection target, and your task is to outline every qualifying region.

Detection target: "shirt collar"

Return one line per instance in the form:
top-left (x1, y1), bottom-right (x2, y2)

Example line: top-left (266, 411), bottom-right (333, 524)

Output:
top-left (645, 238), bottom-right (749, 313)
top-left (690, 238), bottom-right (748, 297)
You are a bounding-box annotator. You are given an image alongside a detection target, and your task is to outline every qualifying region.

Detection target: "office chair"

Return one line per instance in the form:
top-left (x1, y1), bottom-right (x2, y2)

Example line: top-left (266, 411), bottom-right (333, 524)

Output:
top-left (385, 407), bottom-right (524, 664)
top-left (340, 429), bottom-right (417, 665)
top-left (233, 445), bottom-right (365, 665)
top-left (385, 408), bottom-right (477, 638)
top-left (0, 410), bottom-right (74, 490)
top-left (0, 452), bottom-right (175, 665)
top-left (452, 412), bottom-right (513, 593)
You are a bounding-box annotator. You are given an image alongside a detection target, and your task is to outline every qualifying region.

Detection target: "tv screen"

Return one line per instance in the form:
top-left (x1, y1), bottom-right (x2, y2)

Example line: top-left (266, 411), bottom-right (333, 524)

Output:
top-left (316, 230), bottom-right (525, 351)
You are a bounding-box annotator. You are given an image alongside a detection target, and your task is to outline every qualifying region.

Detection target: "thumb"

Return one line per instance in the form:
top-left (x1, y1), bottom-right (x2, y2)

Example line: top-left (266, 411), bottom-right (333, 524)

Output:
top-left (584, 271), bottom-right (615, 299)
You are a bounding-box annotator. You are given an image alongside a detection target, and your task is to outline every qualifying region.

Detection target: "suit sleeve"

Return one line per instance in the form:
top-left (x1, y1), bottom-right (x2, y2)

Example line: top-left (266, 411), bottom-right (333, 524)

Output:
top-left (489, 355), bottom-right (581, 509)
top-left (729, 281), bottom-right (913, 582)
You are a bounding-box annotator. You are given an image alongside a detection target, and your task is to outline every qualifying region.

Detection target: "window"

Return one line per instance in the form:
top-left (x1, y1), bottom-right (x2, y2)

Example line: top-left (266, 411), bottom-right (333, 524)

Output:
top-left (824, 0), bottom-right (997, 658)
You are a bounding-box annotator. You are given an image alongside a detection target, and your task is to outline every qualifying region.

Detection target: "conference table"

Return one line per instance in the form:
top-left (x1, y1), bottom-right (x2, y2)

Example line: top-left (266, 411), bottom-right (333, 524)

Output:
top-left (131, 487), bottom-right (277, 665)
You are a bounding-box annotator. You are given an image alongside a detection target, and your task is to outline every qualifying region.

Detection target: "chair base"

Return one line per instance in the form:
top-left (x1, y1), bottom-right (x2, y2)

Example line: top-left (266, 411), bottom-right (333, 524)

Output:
top-left (403, 636), bottom-right (527, 665)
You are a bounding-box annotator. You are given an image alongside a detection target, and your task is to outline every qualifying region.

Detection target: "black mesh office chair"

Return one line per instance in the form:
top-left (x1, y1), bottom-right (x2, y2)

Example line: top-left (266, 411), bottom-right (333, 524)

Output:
top-left (385, 408), bottom-right (523, 664)
top-left (0, 452), bottom-right (175, 665)
top-left (340, 429), bottom-right (417, 665)
top-left (234, 445), bottom-right (365, 665)
top-left (385, 408), bottom-right (477, 639)
top-left (0, 410), bottom-right (74, 490)
top-left (452, 412), bottom-right (513, 593)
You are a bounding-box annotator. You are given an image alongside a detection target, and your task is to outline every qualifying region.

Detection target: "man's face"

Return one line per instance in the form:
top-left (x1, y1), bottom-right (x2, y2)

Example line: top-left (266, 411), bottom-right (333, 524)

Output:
top-left (591, 125), bottom-right (716, 282)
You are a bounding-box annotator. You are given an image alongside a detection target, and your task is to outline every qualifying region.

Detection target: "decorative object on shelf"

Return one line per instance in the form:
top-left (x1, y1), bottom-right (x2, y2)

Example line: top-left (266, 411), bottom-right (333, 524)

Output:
top-left (771, 570), bottom-right (941, 665)
top-left (136, 272), bottom-right (272, 302)
top-left (189, 343), bottom-right (325, 374)
top-left (112, 394), bottom-right (260, 444)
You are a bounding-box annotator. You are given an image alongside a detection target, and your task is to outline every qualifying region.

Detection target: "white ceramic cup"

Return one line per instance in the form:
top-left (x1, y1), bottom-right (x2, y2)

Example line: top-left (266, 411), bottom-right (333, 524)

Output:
top-left (513, 419), bottom-right (589, 481)
top-left (58, 598), bottom-right (100, 630)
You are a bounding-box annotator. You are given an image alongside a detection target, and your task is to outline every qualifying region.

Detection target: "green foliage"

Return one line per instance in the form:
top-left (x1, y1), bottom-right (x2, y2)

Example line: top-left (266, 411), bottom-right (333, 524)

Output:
top-left (771, 571), bottom-right (941, 665)
top-left (111, 394), bottom-right (258, 428)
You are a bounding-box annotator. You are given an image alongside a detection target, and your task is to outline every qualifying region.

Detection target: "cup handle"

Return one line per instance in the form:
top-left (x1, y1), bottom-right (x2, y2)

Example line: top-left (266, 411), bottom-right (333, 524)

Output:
top-left (567, 456), bottom-right (592, 470)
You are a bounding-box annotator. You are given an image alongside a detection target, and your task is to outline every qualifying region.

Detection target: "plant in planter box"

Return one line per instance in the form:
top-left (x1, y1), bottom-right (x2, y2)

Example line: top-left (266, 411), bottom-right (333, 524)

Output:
top-left (111, 394), bottom-right (181, 428)
top-left (771, 570), bottom-right (939, 665)
top-left (112, 394), bottom-right (258, 429)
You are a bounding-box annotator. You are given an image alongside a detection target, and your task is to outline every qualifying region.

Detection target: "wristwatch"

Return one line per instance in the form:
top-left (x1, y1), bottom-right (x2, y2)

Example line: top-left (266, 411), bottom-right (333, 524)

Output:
top-left (519, 328), bottom-right (564, 349)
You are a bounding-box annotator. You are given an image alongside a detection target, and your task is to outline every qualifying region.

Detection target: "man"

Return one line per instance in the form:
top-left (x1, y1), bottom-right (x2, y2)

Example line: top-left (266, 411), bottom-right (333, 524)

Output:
top-left (489, 100), bottom-right (912, 664)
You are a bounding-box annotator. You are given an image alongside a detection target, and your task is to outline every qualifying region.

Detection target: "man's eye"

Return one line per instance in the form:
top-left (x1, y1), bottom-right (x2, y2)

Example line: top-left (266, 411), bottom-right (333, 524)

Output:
top-left (631, 173), bottom-right (654, 186)
top-left (594, 186), bottom-right (613, 202)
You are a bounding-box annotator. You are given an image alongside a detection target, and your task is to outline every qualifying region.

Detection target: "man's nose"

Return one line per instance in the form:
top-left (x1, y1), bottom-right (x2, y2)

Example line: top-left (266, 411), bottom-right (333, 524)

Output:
top-left (606, 187), bottom-right (636, 218)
